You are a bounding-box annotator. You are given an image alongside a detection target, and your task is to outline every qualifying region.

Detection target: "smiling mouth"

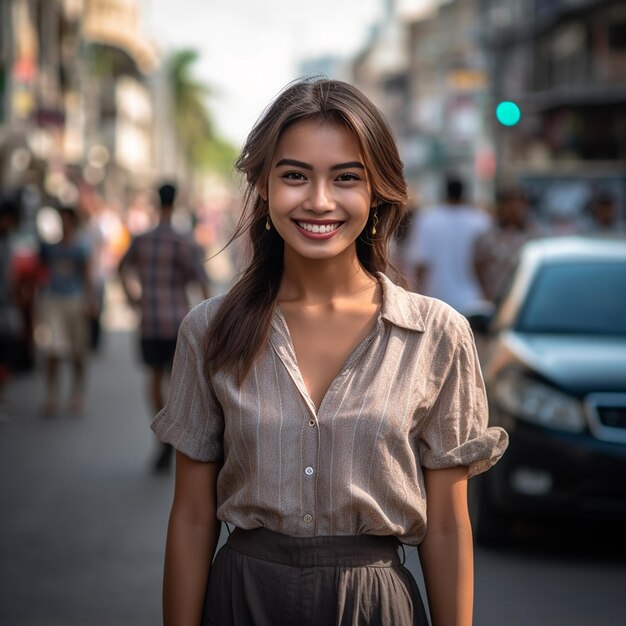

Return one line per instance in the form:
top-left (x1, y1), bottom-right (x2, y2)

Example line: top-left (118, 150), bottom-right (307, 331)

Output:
top-left (295, 221), bottom-right (343, 234)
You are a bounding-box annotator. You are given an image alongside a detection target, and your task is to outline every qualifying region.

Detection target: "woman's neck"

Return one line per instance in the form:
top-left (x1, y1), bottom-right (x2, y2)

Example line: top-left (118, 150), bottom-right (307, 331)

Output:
top-left (278, 249), bottom-right (376, 305)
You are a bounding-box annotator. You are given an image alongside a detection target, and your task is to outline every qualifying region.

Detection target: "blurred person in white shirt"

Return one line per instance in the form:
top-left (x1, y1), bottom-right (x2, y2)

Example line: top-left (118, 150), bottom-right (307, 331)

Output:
top-left (404, 176), bottom-right (491, 314)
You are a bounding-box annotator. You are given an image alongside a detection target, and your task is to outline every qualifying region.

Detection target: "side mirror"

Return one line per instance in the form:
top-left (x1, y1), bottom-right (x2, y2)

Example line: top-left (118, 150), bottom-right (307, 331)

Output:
top-left (465, 302), bottom-right (495, 335)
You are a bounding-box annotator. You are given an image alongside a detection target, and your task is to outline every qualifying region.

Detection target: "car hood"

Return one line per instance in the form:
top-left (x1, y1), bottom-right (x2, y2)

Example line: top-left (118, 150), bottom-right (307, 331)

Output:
top-left (502, 333), bottom-right (626, 396)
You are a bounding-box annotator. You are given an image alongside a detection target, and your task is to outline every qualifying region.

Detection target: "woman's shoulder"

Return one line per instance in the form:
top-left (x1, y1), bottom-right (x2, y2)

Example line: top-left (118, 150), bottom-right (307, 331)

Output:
top-left (411, 290), bottom-right (468, 323)
top-left (415, 293), bottom-right (472, 342)
top-left (380, 274), bottom-right (470, 338)
top-left (181, 292), bottom-right (228, 335)
top-left (398, 292), bottom-right (478, 365)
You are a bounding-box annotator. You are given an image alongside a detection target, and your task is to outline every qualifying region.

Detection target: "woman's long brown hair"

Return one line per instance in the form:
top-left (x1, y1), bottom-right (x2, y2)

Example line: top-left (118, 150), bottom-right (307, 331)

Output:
top-left (206, 78), bottom-right (409, 383)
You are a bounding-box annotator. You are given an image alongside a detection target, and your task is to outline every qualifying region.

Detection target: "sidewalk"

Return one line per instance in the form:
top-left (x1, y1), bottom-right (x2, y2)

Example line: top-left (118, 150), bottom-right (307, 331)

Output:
top-left (0, 322), bottom-right (174, 625)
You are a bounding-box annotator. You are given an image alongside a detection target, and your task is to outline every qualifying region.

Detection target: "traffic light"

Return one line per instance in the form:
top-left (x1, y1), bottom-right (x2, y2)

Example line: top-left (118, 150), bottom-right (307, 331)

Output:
top-left (496, 101), bottom-right (521, 126)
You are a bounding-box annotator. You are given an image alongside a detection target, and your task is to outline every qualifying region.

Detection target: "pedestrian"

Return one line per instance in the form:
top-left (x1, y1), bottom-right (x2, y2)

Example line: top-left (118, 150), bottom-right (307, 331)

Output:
top-left (474, 186), bottom-right (541, 303)
top-left (586, 191), bottom-right (624, 235)
top-left (118, 182), bottom-right (210, 473)
top-left (151, 78), bottom-right (508, 626)
top-left (0, 194), bottom-right (22, 404)
top-left (37, 204), bottom-right (93, 415)
top-left (404, 176), bottom-right (491, 314)
top-left (77, 183), bottom-right (109, 352)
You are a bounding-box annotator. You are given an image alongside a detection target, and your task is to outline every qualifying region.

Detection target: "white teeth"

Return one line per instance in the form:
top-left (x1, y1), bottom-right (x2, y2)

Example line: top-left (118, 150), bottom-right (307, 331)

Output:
top-left (297, 222), bottom-right (341, 234)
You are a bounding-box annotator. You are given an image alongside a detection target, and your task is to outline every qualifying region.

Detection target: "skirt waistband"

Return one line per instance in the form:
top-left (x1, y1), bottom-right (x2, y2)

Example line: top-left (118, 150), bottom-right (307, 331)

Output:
top-left (226, 527), bottom-right (402, 568)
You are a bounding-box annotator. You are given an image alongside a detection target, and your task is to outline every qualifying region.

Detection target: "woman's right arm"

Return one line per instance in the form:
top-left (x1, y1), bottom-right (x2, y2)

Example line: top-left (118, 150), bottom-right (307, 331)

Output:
top-left (163, 451), bottom-right (222, 626)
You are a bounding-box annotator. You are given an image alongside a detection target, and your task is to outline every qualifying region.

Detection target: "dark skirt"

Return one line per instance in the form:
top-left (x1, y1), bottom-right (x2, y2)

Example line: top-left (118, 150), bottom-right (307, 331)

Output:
top-left (203, 527), bottom-right (429, 626)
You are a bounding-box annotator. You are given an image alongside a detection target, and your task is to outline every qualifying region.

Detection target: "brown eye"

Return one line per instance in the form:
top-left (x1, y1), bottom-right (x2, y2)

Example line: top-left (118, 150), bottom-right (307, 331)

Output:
top-left (337, 173), bottom-right (359, 182)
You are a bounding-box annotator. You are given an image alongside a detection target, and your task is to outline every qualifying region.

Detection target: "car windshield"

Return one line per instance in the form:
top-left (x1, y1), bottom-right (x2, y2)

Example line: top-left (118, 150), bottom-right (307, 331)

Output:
top-left (516, 260), bottom-right (626, 335)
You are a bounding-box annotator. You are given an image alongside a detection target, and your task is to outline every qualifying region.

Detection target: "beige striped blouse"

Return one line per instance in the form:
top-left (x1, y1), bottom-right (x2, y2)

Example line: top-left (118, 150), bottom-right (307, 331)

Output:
top-left (151, 273), bottom-right (508, 545)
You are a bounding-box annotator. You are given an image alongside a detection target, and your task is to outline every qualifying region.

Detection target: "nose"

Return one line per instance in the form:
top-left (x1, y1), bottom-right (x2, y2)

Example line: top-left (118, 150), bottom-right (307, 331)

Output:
top-left (304, 181), bottom-right (335, 213)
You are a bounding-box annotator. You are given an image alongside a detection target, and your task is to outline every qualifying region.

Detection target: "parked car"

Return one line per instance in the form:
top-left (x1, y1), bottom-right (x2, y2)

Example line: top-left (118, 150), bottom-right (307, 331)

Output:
top-left (467, 236), bottom-right (626, 545)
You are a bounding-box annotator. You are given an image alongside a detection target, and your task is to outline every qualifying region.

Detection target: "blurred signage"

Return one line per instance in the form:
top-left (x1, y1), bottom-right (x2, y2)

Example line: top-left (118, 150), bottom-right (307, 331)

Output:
top-left (447, 69), bottom-right (487, 91)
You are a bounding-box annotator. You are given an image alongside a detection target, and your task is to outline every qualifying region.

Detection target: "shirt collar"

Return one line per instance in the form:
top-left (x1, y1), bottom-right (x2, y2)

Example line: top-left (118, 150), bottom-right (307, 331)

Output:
top-left (377, 272), bottom-right (426, 332)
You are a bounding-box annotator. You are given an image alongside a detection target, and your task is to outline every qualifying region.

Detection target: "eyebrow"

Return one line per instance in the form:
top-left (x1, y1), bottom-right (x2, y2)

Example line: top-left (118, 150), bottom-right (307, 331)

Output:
top-left (275, 158), bottom-right (365, 171)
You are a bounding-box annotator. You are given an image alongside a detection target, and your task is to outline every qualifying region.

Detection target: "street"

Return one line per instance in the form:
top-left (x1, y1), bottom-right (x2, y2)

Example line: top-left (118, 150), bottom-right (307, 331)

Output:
top-left (1, 299), bottom-right (625, 625)
top-left (0, 327), bottom-right (172, 626)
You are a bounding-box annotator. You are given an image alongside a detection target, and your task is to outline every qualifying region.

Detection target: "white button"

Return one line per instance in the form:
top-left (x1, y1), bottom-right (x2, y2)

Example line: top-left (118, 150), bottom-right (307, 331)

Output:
top-left (303, 514), bottom-right (313, 523)
top-left (308, 419), bottom-right (316, 427)
top-left (305, 466), bottom-right (314, 476)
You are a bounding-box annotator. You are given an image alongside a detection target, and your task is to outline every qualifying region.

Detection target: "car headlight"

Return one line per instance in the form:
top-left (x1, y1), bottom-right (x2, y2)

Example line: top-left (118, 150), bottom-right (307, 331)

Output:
top-left (493, 369), bottom-right (586, 433)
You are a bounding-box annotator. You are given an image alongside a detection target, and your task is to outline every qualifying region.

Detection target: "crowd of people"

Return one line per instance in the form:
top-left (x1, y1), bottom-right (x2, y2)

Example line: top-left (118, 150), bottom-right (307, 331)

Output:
top-left (0, 182), bottom-right (211, 437)
top-left (398, 176), bottom-right (624, 316)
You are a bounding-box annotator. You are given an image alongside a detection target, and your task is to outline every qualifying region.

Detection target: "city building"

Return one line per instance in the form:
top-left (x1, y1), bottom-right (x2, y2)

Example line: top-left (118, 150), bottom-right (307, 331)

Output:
top-left (0, 0), bottom-right (160, 211)
top-left (480, 0), bottom-right (626, 227)
top-left (403, 0), bottom-right (490, 206)
top-left (351, 0), bottom-right (492, 207)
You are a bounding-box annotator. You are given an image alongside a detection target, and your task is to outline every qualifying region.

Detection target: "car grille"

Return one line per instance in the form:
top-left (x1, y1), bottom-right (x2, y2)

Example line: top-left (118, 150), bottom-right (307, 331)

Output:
top-left (585, 394), bottom-right (626, 444)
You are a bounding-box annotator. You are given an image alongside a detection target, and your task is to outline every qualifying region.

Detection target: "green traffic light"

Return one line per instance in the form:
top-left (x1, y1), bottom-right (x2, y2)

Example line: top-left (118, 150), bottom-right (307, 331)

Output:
top-left (496, 101), bottom-right (521, 126)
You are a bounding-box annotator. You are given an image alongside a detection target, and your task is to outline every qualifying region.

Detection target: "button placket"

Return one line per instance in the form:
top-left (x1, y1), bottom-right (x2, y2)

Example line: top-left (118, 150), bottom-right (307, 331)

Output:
top-left (300, 409), bottom-right (319, 531)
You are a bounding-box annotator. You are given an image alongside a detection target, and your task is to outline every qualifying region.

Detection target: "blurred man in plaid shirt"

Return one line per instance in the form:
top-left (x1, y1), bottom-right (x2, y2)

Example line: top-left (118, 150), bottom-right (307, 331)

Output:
top-left (118, 182), bottom-right (210, 472)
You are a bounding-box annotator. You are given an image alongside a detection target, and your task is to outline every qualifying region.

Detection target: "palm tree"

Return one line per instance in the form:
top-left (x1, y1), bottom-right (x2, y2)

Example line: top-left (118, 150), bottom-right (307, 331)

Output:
top-left (168, 48), bottom-right (237, 178)
top-left (169, 48), bottom-right (214, 170)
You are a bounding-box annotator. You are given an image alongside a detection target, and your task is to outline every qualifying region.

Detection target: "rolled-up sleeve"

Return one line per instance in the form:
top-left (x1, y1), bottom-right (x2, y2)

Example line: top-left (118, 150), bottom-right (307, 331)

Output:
top-left (417, 316), bottom-right (508, 478)
top-left (151, 307), bottom-right (224, 462)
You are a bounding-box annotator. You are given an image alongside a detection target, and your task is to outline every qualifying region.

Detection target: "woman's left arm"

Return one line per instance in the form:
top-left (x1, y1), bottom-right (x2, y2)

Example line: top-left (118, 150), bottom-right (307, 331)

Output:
top-left (418, 466), bottom-right (473, 626)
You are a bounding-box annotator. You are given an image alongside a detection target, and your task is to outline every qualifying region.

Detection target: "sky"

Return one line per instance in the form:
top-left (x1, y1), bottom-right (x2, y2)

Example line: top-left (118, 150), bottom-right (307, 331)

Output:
top-left (143, 0), bottom-right (385, 147)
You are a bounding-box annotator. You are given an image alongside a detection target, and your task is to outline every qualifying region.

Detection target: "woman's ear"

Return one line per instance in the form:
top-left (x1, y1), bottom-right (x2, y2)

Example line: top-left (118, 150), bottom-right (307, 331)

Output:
top-left (257, 182), bottom-right (267, 201)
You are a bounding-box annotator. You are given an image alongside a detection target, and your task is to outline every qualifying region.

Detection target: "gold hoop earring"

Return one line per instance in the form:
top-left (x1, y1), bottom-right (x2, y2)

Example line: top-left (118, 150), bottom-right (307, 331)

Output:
top-left (371, 209), bottom-right (379, 236)
top-left (265, 216), bottom-right (271, 231)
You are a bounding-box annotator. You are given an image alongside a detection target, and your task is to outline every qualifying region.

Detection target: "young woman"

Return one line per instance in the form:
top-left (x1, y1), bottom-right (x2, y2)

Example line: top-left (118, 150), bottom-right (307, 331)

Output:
top-left (152, 78), bottom-right (508, 626)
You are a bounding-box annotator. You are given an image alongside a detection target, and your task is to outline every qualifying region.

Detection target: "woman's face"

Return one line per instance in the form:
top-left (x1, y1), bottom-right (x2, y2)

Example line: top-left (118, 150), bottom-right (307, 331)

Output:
top-left (265, 118), bottom-right (374, 262)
